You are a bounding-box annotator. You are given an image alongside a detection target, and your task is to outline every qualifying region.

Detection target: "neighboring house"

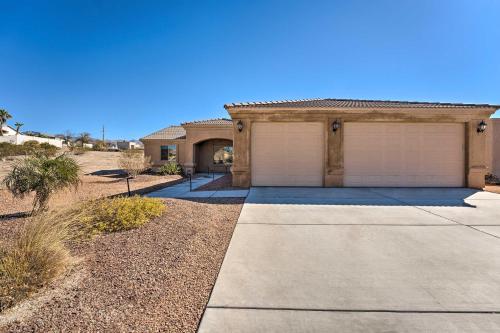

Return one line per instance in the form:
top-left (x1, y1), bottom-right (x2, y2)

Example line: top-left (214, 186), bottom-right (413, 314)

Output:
top-left (487, 118), bottom-right (500, 177)
top-left (142, 98), bottom-right (500, 189)
top-left (1, 125), bottom-right (17, 136)
top-left (83, 143), bottom-right (94, 149)
top-left (106, 141), bottom-right (119, 151)
top-left (117, 140), bottom-right (143, 150)
top-left (0, 125), bottom-right (64, 148)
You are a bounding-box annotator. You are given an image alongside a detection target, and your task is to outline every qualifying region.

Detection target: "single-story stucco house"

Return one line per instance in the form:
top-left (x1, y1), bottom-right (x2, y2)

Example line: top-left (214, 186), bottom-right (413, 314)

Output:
top-left (141, 98), bottom-right (500, 189)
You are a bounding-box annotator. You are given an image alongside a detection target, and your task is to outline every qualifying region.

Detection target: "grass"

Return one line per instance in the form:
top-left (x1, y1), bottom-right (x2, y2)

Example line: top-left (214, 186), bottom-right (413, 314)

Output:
top-left (0, 195), bottom-right (166, 312)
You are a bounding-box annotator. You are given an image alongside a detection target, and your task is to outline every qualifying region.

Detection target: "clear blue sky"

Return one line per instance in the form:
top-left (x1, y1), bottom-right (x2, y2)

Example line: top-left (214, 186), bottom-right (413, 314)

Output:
top-left (1, 0), bottom-right (499, 140)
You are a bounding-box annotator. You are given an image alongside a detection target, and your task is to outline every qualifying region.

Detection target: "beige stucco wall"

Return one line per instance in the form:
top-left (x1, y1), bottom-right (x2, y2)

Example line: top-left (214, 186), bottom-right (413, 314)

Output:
top-left (487, 118), bottom-right (500, 177)
top-left (142, 139), bottom-right (186, 167)
top-left (183, 125), bottom-right (233, 174)
top-left (142, 125), bottom-right (233, 174)
top-left (229, 107), bottom-right (496, 189)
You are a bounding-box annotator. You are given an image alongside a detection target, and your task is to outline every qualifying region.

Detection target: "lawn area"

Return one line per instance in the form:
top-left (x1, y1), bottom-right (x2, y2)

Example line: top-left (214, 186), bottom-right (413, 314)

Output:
top-left (0, 198), bottom-right (244, 332)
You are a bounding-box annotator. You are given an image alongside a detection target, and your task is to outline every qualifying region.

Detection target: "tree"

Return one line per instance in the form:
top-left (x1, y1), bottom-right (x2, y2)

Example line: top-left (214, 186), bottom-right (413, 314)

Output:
top-left (119, 150), bottom-right (151, 178)
top-left (14, 122), bottom-right (24, 134)
top-left (62, 130), bottom-right (74, 147)
top-left (3, 153), bottom-right (80, 214)
top-left (78, 132), bottom-right (91, 147)
top-left (0, 109), bottom-right (12, 136)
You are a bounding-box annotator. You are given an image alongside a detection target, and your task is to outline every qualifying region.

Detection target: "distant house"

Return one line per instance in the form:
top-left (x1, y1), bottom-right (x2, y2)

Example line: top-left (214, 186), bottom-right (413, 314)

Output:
top-left (0, 125), bottom-right (64, 148)
top-left (106, 141), bottom-right (119, 151)
top-left (117, 140), bottom-right (143, 150)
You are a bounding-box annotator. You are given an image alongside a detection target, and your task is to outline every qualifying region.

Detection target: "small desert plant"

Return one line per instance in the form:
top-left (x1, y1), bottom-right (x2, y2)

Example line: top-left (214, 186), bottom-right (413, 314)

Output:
top-left (119, 150), bottom-right (151, 177)
top-left (79, 196), bottom-right (165, 234)
top-left (39, 142), bottom-right (58, 156)
top-left (157, 162), bottom-right (182, 175)
top-left (0, 213), bottom-right (74, 312)
top-left (486, 173), bottom-right (500, 185)
top-left (3, 153), bottom-right (80, 214)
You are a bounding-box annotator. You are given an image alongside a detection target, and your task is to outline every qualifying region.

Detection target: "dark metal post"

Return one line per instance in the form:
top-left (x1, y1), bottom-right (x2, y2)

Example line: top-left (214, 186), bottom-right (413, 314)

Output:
top-left (189, 174), bottom-right (192, 192)
top-left (126, 177), bottom-right (132, 197)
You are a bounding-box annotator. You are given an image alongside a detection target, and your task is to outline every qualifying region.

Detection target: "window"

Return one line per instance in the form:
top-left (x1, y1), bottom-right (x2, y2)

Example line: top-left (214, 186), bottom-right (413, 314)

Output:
top-left (161, 145), bottom-right (176, 161)
top-left (213, 145), bottom-right (233, 164)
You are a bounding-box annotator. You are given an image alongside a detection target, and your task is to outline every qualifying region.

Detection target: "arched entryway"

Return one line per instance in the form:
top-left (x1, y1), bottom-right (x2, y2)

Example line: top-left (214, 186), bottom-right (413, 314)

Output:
top-left (194, 138), bottom-right (233, 173)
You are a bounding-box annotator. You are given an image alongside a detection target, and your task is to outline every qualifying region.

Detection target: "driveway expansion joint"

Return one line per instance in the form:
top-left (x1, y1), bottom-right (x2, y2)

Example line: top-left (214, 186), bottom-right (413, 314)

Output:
top-left (206, 306), bottom-right (500, 315)
top-left (368, 189), bottom-right (500, 241)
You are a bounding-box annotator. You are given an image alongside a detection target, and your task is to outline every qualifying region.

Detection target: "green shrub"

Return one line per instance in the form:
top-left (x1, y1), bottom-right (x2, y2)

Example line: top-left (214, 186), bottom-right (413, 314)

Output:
top-left (38, 142), bottom-right (58, 156)
top-left (486, 173), bottom-right (500, 185)
top-left (0, 212), bottom-right (74, 312)
top-left (158, 162), bottom-right (182, 175)
top-left (3, 153), bottom-right (80, 214)
top-left (81, 196), bottom-right (165, 234)
top-left (0, 142), bottom-right (16, 158)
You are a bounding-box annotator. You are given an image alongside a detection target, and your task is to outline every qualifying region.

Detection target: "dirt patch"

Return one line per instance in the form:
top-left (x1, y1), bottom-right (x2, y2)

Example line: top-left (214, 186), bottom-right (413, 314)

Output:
top-left (0, 174), bottom-right (183, 217)
top-left (0, 198), bottom-right (244, 332)
top-left (195, 174), bottom-right (248, 192)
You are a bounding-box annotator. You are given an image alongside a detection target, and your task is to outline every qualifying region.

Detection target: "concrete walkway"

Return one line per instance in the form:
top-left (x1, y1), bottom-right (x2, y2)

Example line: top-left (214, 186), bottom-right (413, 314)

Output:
top-left (198, 187), bottom-right (500, 332)
top-left (146, 173), bottom-right (249, 198)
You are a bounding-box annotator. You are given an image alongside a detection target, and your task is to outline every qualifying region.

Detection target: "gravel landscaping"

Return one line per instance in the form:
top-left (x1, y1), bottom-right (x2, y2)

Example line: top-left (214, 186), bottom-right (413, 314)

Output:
top-left (0, 198), bottom-right (244, 332)
top-left (0, 174), bottom-right (183, 217)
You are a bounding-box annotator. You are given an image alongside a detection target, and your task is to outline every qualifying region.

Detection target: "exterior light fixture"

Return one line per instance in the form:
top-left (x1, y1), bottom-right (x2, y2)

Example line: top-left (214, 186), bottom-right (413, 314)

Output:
top-left (236, 120), bottom-right (243, 132)
top-left (332, 120), bottom-right (340, 133)
top-left (477, 120), bottom-right (487, 133)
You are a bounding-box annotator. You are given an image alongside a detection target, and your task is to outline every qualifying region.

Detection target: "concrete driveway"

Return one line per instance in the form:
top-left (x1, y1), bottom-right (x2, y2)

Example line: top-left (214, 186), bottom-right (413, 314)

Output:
top-left (198, 187), bottom-right (500, 332)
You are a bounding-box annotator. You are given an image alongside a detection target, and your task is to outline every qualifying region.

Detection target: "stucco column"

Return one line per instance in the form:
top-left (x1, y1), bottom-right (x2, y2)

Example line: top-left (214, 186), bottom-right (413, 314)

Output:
top-left (325, 118), bottom-right (343, 187)
top-left (467, 120), bottom-right (487, 189)
top-left (231, 119), bottom-right (251, 187)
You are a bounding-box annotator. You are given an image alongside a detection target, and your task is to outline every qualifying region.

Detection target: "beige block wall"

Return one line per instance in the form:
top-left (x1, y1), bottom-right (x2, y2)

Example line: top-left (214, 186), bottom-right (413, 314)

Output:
top-left (142, 139), bottom-right (186, 166)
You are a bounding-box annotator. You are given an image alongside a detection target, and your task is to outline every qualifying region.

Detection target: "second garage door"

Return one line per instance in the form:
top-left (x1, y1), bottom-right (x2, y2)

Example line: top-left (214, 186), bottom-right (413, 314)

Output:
top-left (251, 122), bottom-right (324, 186)
top-left (344, 122), bottom-right (465, 187)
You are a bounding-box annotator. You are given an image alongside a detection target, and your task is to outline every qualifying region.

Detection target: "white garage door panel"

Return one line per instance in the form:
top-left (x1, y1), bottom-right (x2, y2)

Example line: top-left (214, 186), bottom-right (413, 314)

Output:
top-left (344, 123), bottom-right (464, 187)
top-left (251, 122), bottom-right (324, 186)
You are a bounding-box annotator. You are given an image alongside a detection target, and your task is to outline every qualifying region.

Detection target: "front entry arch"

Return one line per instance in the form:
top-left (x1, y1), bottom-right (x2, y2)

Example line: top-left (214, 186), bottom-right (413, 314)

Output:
top-left (194, 139), bottom-right (233, 173)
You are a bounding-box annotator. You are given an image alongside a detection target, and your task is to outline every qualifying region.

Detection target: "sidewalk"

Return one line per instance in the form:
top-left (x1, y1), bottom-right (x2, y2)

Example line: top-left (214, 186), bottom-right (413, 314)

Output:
top-left (146, 173), bottom-right (249, 198)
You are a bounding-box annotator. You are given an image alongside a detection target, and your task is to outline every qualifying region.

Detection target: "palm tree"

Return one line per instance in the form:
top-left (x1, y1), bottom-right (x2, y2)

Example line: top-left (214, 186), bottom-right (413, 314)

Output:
top-left (14, 122), bottom-right (24, 134)
top-left (78, 132), bottom-right (91, 147)
top-left (3, 153), bottom-right (80, 214)
top-left (0, 109), bottom-right (12, 136)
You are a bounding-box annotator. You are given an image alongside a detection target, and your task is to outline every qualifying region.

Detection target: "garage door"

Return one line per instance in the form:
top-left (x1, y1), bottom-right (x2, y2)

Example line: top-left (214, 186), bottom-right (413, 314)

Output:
top-left (344, 123), bottom-right (464, 187)
top-left (251, 122), bottom-right (324, 186)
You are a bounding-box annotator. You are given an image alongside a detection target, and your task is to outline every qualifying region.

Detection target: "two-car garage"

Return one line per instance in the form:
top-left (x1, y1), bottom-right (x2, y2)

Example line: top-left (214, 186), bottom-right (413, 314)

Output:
top-left (250, 122), bottom-right (465, 187)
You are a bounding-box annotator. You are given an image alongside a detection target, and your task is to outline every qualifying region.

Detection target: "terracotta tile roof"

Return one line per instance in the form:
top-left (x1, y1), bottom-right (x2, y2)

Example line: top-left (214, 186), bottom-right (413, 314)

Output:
top-left (181, 118), bottom-right (232, 126)
top-left (141, 125), bottom-right (186, 140)
top-left (224, 98), bottom-right (500, 110)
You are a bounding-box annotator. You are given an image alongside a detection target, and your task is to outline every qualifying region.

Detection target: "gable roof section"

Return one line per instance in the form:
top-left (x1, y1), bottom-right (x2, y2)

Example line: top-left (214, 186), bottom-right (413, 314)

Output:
top-left (141, 125), bottom-right (186, 140)
top-left (224, 98), bottom-right (500, 110)
top-left (181, 118), bottom-right (232, 126)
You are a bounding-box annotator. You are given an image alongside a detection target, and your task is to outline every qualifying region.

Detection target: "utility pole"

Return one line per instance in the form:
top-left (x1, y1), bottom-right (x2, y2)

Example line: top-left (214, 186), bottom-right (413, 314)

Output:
top-left (102, 125), bottom-right (105, 142)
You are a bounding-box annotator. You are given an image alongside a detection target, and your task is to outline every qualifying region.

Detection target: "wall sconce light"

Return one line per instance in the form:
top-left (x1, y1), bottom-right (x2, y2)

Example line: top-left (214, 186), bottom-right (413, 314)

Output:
top-left (332, 120), bottom-right (340, 133)
top-left (477, 120), bottom-right (487, 133)
top-left (236, 120), bottom-right (243, 132)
